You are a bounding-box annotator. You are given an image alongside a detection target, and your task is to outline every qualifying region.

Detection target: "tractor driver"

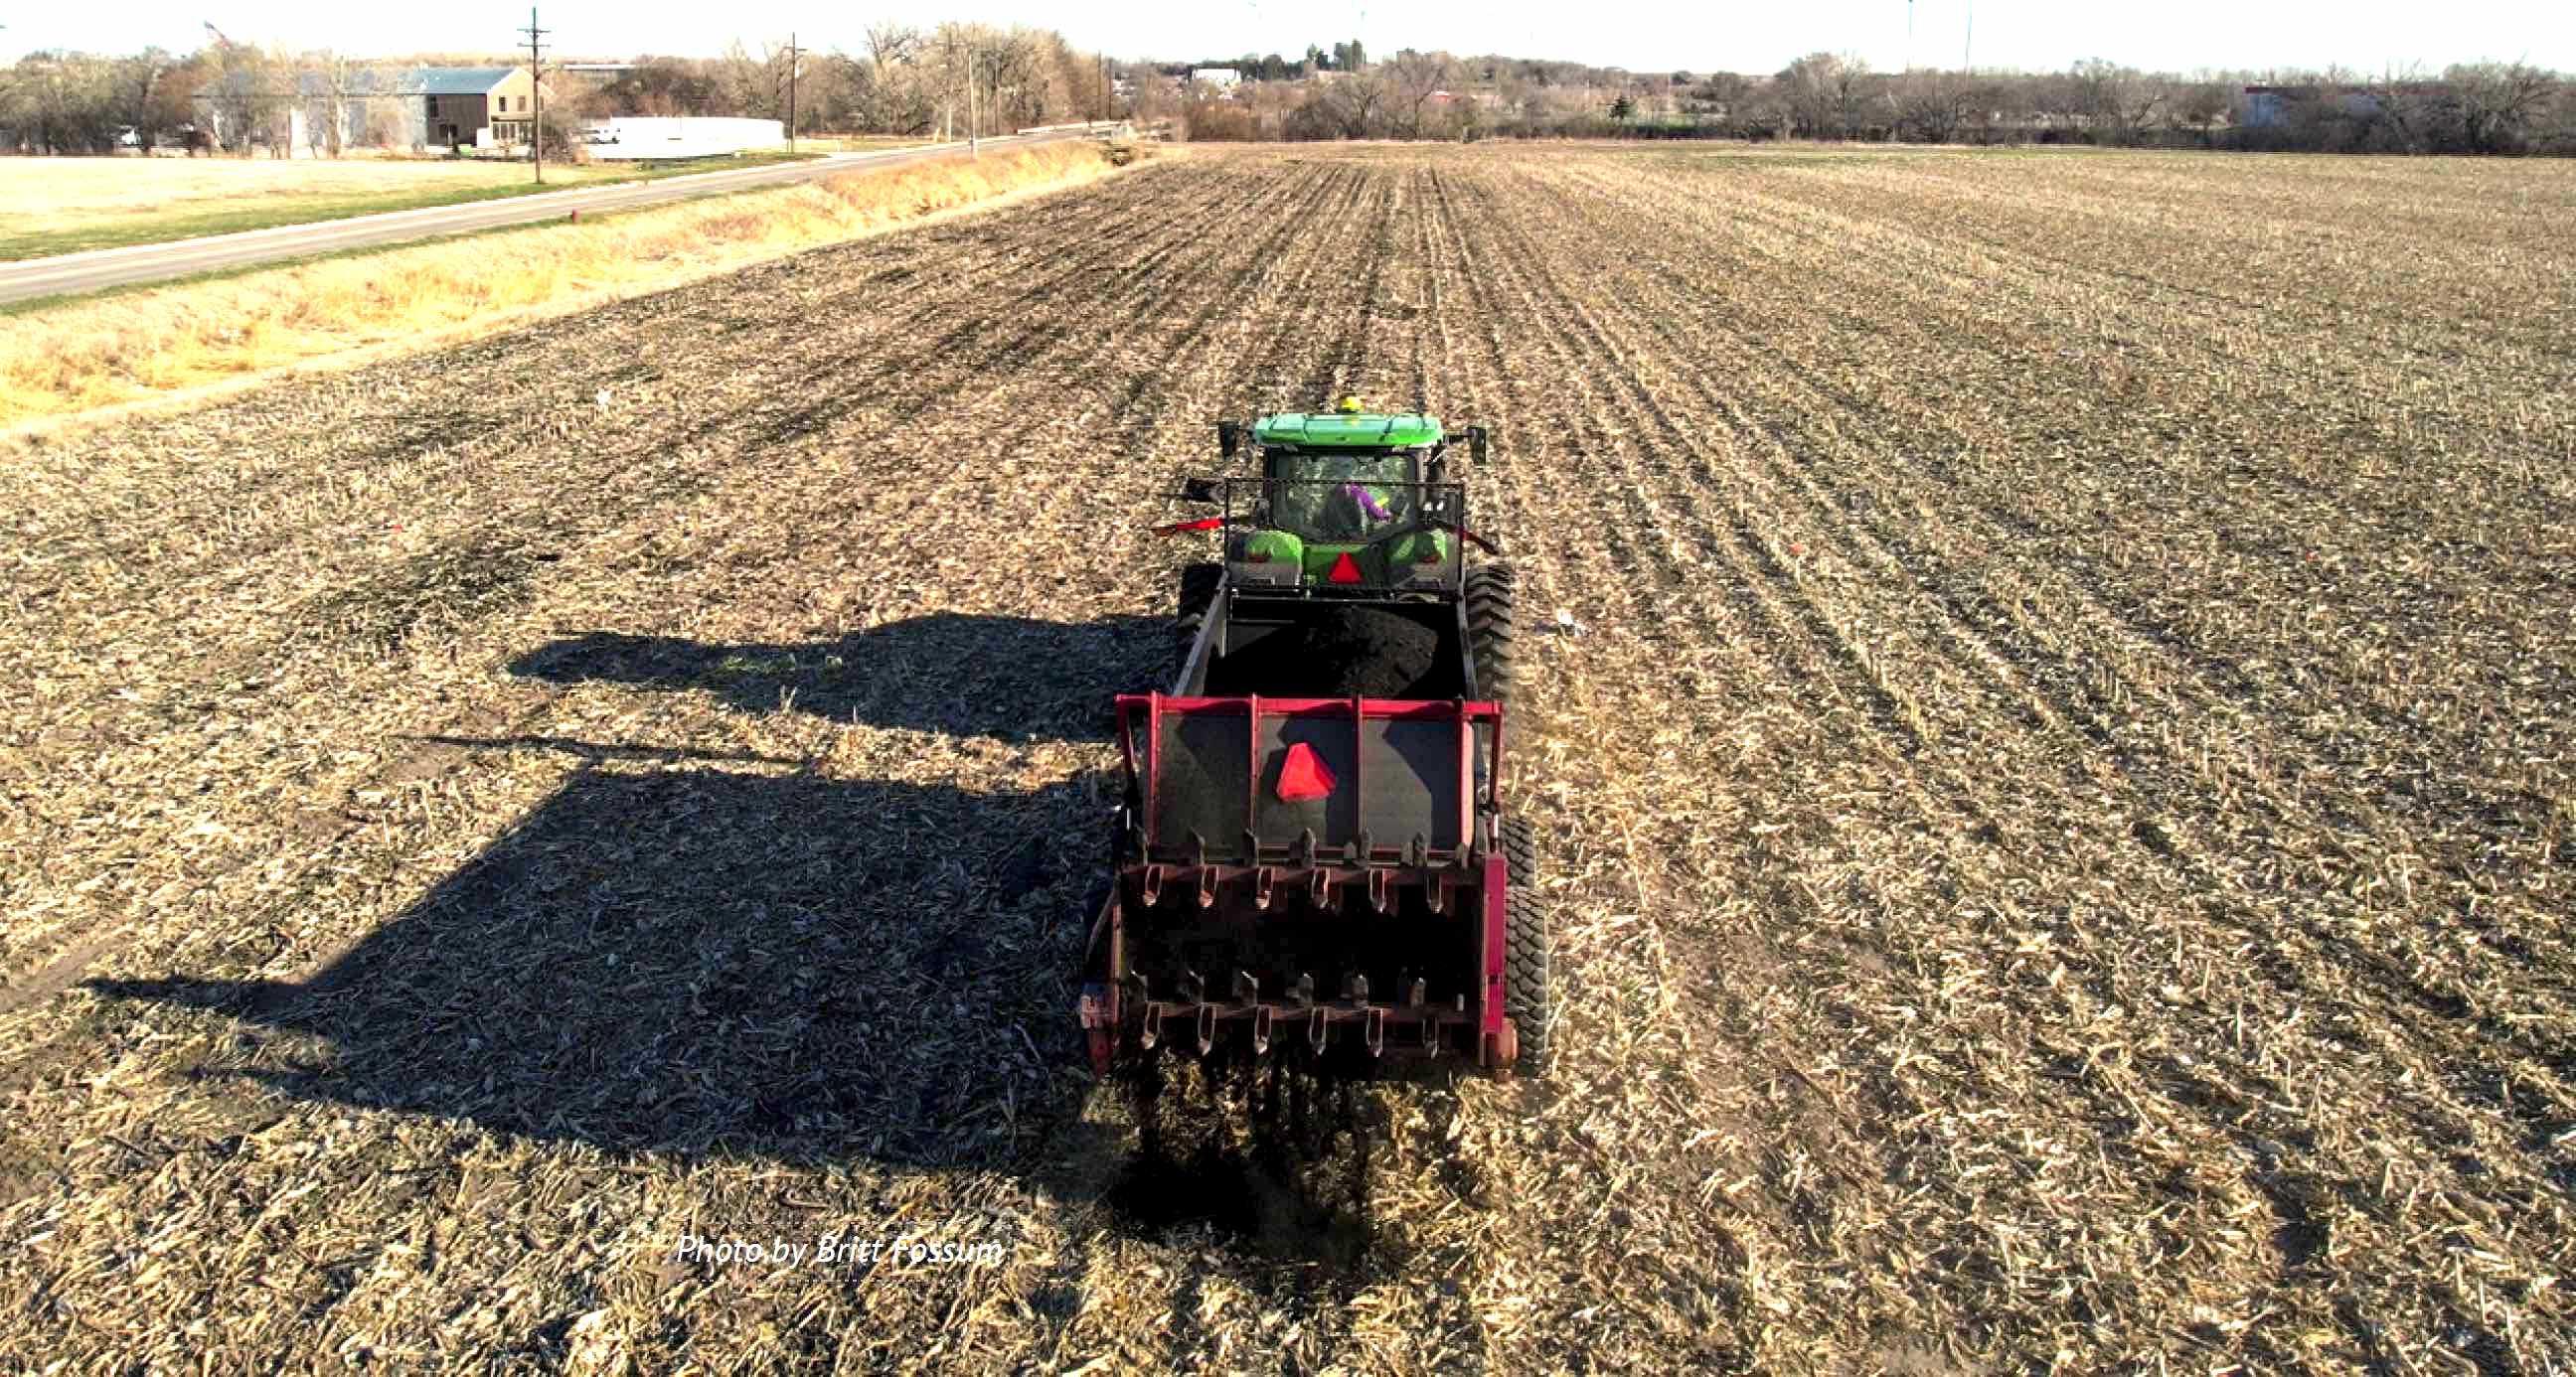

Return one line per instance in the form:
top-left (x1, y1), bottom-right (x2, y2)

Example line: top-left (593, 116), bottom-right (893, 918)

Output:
top-left (1312, 453), bottom-right (1411, 539)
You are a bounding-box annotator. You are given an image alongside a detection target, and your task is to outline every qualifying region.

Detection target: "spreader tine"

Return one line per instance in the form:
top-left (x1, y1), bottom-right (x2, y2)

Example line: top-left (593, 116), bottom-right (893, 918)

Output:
top-left (1251, 1005), bottom-right (1273, 1055)
top-left (1408, 977), bottom-right (1427, 1008)
top-left (1231, 969), bottom-right (1258, 1004)
top-left (1292, 972), bottom-right (1316, 1008)
top-left (1139, 1002), bottom-right (1163, 1051)
top-left (1364, 1006), bottom-right (1385, 1058)
top-left (1308, 1006), bottom-right (1329, 1052)
top-left (1195, 1002), bottom-right (1216, 1056)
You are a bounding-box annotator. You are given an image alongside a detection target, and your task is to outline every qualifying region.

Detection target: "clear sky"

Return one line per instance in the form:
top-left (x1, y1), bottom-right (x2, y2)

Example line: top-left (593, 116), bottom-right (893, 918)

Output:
top-left (7, 0), bottom-right (2568, 75)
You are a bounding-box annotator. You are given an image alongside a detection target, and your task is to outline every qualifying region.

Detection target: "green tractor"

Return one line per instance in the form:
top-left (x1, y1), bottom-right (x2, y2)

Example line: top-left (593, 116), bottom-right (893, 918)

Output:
top-left (1156, 400), bottom-right (1518, 707)
top-left (1078, 400), bottom-right (1548, 1079)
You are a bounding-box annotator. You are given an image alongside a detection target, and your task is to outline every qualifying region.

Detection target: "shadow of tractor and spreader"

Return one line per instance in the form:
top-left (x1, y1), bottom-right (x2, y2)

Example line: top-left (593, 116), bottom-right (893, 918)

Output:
top-left (90, 612), bottom-right (1399, 1273)
top-left (506, 612), bottom-right (1167, 743)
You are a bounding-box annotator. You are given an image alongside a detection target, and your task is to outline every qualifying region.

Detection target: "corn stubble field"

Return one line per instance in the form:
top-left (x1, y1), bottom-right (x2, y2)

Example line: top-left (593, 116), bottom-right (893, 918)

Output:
top-left (3, 143), bottom-right (2573, 1372)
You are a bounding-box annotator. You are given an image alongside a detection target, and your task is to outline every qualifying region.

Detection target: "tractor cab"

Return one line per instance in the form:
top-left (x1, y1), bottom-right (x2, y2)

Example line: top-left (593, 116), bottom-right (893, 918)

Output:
top-left (1204, 404), bottom-right (1490, 595)
top-left (1245, 411), bottom-right (1438, 544)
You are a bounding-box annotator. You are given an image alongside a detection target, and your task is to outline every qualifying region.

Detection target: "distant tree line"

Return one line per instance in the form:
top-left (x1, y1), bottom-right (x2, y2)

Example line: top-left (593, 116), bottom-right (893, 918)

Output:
top-left (569, 24), bottom-right (1111, 141)
top-left (1695, 55), bottom-right (2572, 154)
top-left (1132, 47), bottom-right (2573, 156)
top-left (0, 47), bottom-right (209, 153)
top-left (0, 23), bottom-right (1111, 155)
top-left (6, 29), bottom-right (2566, 158)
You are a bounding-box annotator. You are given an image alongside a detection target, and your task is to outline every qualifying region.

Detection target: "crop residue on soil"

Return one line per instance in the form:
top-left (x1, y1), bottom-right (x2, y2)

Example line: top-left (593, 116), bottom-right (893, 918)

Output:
top-left (2, 143), bottom-right (2573, 1373)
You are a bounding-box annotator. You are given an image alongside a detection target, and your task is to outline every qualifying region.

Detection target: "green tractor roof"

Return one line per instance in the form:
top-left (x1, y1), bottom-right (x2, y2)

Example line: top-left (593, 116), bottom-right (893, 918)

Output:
top-left (1252, 411), bottom-right (1443, 448)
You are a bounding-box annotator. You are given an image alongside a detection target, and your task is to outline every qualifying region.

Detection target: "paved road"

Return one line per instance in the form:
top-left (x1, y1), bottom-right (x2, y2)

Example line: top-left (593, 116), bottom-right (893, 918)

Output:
top-left (0, 132), bottom-right (1085, 306)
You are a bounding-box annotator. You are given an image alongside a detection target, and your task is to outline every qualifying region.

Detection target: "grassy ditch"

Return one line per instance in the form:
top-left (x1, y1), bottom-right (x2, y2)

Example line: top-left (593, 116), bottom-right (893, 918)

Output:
top-left (0, 140), bottom-right (1137, 428)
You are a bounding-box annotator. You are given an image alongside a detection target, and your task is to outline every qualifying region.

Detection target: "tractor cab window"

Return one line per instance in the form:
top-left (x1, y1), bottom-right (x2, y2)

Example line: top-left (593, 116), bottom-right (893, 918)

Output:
top-left (1265, 450), bottom-right (1420, 540)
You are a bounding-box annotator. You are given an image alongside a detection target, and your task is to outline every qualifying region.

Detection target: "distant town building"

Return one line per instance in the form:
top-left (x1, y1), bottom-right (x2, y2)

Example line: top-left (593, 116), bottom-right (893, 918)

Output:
top-left (1191, 68), bottom-right (1242, 89)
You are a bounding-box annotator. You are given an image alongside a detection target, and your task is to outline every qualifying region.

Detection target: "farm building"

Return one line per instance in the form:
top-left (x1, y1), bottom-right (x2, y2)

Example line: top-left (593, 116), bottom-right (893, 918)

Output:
top-left (398, 67), bottom-right (544, 151)
top-left (1191, 68), bottom-right (1242, 89)
top-left (189, 66), bottom-right (542, 156)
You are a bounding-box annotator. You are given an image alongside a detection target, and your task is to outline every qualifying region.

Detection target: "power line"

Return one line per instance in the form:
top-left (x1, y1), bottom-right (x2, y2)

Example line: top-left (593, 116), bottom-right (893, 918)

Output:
top-left (520, 5), bottom-right (549, 185)
top-left (782, 33), bottom-right (803, 153)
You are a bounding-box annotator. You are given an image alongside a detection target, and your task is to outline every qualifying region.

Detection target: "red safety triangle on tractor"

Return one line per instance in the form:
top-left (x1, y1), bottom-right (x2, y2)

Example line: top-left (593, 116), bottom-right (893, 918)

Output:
top-left (1327, 551), bottom-right (1364, 584)
top-left (1275, 742), bottom-right (1336, 802)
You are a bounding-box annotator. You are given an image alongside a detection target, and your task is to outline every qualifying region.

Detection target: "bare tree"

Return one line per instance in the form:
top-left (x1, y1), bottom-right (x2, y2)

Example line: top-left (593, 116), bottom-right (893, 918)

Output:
top-left (1891, 69), bottom-right (1968, 142)
top-left (295, 51), bottom-right (365, 156)
top-left (858, 25), bottom-right (928, 134)
top-left (1385, 49), bottom-right (1454, 138)
top-left (2171, 75), bottom-right (2232, 146)
top-left (1776, 52), bottom-right (1853, 137)
top-left (713, 41), bottom-right (778, 120)
top-left (2448, 60), bottom-right (2556, 152)
top-left (1324, 69), bottom-right (1388, 138)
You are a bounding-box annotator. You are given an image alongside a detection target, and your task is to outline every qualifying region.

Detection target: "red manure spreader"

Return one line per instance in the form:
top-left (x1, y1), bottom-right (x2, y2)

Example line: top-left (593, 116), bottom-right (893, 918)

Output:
top-left (1078, 403), bottom-right (1550, 1078)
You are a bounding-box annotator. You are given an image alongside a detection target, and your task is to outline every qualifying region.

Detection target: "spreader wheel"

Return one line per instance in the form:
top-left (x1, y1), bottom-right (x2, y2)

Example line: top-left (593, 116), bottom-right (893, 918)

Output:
top-left (1173, 561), bottom-right (1222, 682)
top-left (1502, 815), bottom-right (1550, 1077)
top-left (1466, 560), bottom-right (1518, 710)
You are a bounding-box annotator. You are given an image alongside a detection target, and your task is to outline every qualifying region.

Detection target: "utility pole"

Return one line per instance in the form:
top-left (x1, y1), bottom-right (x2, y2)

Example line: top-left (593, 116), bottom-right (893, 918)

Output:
top-left (967, 49), bottom-right (979, 158)
top-left (783, 32), bottom-right (803, 152)
top-left (521, 5), bottom-right (549, 185)
top-left (1963, 0), bottom-right (1975, 73)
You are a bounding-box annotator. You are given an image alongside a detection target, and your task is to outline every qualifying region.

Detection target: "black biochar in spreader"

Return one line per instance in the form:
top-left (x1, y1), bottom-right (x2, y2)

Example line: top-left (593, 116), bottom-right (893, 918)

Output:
top-left (1206, 605), bottom-right (1459, 698)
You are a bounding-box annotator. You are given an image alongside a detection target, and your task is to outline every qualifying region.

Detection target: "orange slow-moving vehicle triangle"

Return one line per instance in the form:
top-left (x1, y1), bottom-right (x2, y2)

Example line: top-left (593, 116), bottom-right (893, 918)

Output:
top-left (1275, 742), bottom-right (1336, 802)
top-left (1327, 551), bottom-right (1364, 584)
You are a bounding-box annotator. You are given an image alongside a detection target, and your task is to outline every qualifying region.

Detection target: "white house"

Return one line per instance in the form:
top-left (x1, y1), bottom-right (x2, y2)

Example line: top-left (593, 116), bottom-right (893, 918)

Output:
top-left (1191, 68), bottom-right (1242, 89)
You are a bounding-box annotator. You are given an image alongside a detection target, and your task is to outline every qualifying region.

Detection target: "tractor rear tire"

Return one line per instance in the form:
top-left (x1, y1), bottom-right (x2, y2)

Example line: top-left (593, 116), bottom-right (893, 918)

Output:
top-left (1502, 815), bottom-right (1550, 1077)
top-left (1465, 561), bottom-right (1518, 710)
top-left (1173, 562), bottom-right (1223, 684)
